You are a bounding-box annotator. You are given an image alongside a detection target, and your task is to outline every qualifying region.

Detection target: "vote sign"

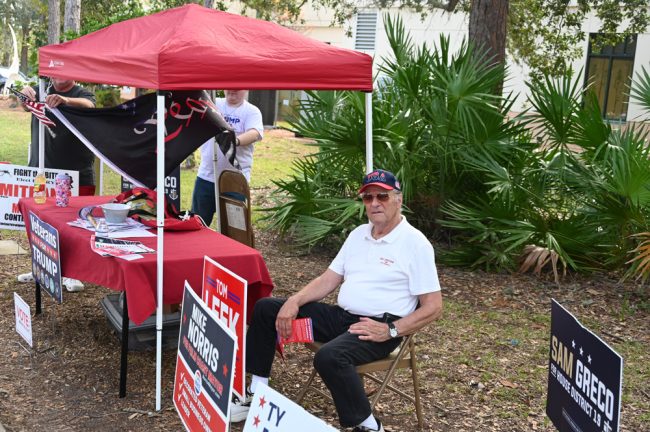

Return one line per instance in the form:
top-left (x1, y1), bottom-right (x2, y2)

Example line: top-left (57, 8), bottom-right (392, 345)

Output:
top-left (546, 299), bottom-right (623, 432)
top-left (28, 211), bottom-right (62, 303)
top-left (202, 256), bottom-right (247, 399)
top-left (14, 292), bottom-right (33, 347)
top-left (174, 282), bottom-right (237, 432)
top-left (243, 383), bottom-right (337, 432)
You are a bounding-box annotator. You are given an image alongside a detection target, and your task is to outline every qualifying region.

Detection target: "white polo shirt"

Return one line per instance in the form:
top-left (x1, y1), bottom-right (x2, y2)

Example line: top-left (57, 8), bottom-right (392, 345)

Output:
top-left (329, 216), bottom-right (440, 318)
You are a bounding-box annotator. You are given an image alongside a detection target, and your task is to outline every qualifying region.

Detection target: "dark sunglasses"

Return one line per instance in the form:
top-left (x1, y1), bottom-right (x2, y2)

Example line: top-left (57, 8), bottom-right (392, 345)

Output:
top-left (360, 192), bottom-right (392, 203)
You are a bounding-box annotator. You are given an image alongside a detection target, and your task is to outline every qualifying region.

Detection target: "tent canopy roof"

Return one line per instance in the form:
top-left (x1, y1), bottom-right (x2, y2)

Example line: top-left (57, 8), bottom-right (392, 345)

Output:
top-left (38, 4), bottom-right (373, 91)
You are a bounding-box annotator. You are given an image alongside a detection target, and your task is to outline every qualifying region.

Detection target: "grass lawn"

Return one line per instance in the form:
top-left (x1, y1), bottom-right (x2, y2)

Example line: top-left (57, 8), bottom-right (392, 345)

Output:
top-left (0, 109), bottom-right (32, 164)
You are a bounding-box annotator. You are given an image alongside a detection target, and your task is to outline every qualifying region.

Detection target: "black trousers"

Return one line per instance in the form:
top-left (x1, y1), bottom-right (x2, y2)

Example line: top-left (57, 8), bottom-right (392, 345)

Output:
top-left (246, 297), bottom-right (402, 427)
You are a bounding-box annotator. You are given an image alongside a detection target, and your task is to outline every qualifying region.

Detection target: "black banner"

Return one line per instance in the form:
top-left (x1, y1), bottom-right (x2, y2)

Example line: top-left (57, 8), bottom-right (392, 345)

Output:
top-left (48, 90), bottom-right (235, 189)
top-left (121, 166), bottom-right (180, 211)
top-left (546, 299), bottom-right (623, 432)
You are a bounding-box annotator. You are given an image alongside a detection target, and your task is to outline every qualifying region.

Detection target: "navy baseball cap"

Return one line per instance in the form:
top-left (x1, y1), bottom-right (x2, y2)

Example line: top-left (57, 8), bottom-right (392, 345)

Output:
top-left (359, 169), bottom-right (402, 193)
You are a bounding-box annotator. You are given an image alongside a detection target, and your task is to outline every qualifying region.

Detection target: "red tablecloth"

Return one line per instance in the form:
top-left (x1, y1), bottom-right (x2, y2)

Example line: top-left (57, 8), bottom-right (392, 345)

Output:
top-left (19, 196), bottom-right (274, 324)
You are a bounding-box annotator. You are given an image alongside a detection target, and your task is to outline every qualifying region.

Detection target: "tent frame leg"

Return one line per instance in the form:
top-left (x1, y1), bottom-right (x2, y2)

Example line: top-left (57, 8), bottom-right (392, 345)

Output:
top-left (119, 293), bottom-right (129, 398)
top-left (34, 282), bottom-right (42, 315)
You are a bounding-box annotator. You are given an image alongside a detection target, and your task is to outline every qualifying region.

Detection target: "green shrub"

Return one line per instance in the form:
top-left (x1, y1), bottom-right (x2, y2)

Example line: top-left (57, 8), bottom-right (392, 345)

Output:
top-left (264, 15), bottom-right (650, 280)
top-left (95, 88), bottom-right (121, 107)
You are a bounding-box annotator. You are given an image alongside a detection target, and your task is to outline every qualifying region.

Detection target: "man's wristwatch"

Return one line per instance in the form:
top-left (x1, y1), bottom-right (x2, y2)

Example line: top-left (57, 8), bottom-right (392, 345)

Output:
top-left (236, 137), bottom-right (241, 147)
top-left (388, 322), bottom-right (399, 338)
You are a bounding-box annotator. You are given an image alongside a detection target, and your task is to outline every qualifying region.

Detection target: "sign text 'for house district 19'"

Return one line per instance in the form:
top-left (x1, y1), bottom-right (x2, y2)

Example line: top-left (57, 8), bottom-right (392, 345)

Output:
top-left (201, 256), bottom-right (247, 400)
top-left (0, 164), bottom-right (78, 230)
top-left (546, 299), bottom-right (623, 432)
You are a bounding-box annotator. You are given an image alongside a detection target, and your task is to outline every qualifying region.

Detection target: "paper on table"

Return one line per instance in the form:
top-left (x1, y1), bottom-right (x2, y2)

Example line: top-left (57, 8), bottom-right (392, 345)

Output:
top-left (90, 235), bottom-right (154, 260)
top-left (68, 217), bottom-right (156, 238)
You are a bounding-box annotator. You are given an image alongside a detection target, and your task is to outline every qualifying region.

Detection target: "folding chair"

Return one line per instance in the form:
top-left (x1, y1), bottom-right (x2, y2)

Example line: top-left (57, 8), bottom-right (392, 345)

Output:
top-left (218, 169), bottom-right (255, 248)
top-left (296, 334), bottom-right (424, 429)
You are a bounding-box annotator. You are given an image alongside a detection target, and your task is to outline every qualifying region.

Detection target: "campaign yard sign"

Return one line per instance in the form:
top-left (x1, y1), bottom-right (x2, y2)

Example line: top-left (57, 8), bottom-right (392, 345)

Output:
top-left (546, 299), bottom-right (623, 432)
top-left (243, 383), bottom-right (337, 432)
top-left (0, 164), bottom-right (79, 230)
top-left (28, 211), bottom-right (62, 303)
top-left (202, 256), bottom-right (247, 399)
top-left (14, 292), bottom-right (33, 347)
top-left (174, 282), bottom-right (237, 432)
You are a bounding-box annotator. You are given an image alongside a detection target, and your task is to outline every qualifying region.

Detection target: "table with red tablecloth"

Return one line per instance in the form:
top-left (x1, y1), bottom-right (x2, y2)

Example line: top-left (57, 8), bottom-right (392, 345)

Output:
top-left (19, 195), bottom-right (274, 324)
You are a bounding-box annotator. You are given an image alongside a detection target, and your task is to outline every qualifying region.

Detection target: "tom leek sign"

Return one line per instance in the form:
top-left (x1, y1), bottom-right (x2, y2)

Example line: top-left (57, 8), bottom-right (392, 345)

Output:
top-left (546, 299), bottom-right (623, 432)
top-left (202, 256), bottom-right (247, 400)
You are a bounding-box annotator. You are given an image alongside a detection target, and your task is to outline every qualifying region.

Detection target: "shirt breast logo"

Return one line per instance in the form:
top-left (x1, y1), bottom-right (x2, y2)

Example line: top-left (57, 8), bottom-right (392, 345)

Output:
top-left (379, 257), bottom-right (395, 267)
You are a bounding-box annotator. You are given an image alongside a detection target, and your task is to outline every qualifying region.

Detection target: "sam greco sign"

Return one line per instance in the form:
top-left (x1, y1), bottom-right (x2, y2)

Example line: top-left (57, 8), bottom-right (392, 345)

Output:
top-left (0, 164), bottom-right (79, 230)
top-left (546, 299), bottom-right (623, 432)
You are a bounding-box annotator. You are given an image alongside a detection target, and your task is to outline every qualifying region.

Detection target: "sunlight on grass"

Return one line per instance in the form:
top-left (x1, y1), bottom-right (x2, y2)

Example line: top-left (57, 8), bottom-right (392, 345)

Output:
top-left (0, 109), bottom-right (31, 164)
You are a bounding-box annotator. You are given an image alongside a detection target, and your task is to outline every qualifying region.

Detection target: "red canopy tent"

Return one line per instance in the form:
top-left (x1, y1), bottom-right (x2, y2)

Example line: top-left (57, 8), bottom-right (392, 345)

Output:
top-left (37, 3), bottom-right (374, 411)
top-left (39, 4), bottom-right (372, 91)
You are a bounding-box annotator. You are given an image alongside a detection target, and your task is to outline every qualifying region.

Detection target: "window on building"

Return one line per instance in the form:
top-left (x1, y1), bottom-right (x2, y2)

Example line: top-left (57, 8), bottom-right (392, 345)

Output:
top-left (354, 11), bottom-right (378, 51)
top-left (585, 34), bottom-right (637, 122)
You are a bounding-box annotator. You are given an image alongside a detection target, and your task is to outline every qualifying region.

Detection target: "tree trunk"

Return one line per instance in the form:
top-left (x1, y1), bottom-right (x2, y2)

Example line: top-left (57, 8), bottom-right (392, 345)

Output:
top-left (468, 0), bottom-right (508, 67)
top-left (64, 0), bottom-right (81, 36)
top-left (20, 26), bottom-right (31, 75)
top-left (48, 0), bottom-right (61, 44)
top-left (204, 0), bottom-right (215, 8)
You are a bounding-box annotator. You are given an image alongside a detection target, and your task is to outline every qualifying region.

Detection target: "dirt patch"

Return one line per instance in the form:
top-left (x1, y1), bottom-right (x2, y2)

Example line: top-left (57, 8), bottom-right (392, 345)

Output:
top-left (0, 204), bottom-right (648, 431)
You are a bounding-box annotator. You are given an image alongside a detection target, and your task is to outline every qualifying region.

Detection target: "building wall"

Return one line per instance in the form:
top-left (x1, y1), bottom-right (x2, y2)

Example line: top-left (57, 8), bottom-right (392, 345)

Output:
top-left (290, 6), bottom-right (649, 121)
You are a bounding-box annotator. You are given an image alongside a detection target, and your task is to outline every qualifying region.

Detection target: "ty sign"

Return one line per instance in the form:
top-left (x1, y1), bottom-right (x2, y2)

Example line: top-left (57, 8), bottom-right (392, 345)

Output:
top-left (243, 383), bottom-right (337, 432)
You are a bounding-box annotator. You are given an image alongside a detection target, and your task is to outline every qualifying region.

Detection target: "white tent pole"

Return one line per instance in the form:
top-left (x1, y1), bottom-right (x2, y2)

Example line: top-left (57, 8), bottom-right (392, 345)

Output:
top-left (212, 139), bottom-right (221, 232)
top-left (365, 92), bottom-right (373, 174)
top-left (99, 160), bottom-right (104, 195)
top-left (38, 79), bottom-right (46, 170)
top-left (155, 92), bottom-right (165, 411)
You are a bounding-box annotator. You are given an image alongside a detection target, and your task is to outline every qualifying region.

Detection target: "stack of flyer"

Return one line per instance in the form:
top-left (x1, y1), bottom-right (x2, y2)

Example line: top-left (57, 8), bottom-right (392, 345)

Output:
top-left (90, 235), bottom-right (155, 261)
top-left (276, 317), bottom-right (314, 359)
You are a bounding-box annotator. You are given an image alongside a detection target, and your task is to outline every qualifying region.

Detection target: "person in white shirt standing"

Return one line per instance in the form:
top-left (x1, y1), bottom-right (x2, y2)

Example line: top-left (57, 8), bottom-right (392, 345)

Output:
top-left (192, 89), bottom-right (263, 226)
top-left (231, 169), bottom-right (443, 432)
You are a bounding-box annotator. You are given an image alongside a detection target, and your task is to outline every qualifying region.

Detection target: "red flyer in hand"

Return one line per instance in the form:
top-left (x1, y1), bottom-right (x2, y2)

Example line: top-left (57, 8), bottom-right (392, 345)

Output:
top-left (279, 318), bottom-right (314, 345)
top-left (275, 318), bottom-right (314, 359)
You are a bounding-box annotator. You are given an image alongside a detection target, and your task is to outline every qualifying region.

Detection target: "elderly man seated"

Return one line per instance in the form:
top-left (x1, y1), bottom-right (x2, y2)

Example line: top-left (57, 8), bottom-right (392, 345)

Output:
top-left (232, 169), bottom-right (443, 431)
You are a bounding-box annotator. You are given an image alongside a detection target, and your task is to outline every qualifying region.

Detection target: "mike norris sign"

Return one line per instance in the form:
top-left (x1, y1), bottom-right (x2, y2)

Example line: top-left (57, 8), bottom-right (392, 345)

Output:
top-left (546, 299), bottom-right (623, 432)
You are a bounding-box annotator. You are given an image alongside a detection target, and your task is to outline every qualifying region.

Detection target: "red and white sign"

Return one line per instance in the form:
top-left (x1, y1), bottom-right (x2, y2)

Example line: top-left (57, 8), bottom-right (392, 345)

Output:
top-left (202, 256), bottom-right (247, 399)
top-left (14, 292), bottom-right (32, 347)
top-left (174, 282), bottom-right (237, 432)
top-left (0, 164), bottom-right (79, 230)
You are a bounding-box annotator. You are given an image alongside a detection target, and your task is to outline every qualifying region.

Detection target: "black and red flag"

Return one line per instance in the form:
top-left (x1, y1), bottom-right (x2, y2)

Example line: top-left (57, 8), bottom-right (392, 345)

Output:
top-left (45, 90), bottom-right (236, 189)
